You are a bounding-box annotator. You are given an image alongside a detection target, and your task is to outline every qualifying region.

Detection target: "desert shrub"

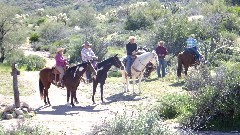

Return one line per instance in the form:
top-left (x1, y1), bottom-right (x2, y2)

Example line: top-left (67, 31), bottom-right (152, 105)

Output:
top-left (108, 70), bottom-right (122, 77)
top-left (36, 17), bottom-right (45, 26)
top-left (4, 50), bottom-right (25, 65)
top-left (124, 11), bottom-right (154, 31)
top-left (0, 121), bottom-right (53, 135)
top-left (18, 55), bottom-right (46, 71)
top-left (155, 93), bottom-right (194, 120)
top-left (182, 64), bottom-right (240, 131)
top-left (29, 33), bottom-right (39, 42)
top-left (93, 111), bottom-right (169, 135)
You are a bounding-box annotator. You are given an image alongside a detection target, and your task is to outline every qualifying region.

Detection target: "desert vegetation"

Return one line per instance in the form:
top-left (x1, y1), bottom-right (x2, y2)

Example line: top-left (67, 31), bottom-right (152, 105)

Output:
top-left (0, 0), bottom-right (240, 134)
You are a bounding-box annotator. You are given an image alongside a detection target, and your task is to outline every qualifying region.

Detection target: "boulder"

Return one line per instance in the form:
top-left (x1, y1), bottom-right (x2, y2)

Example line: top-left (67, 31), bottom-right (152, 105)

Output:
top-left (15, 108), bottom-right (23, 116)
top-left (6, 114), bottom-right (13, 120)
top-left (3, 105), bottom-right (14, 112)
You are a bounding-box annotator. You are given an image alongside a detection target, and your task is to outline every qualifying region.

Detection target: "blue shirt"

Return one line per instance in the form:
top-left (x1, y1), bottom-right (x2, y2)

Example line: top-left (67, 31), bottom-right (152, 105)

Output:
top-left (186, 37), bottom-right (197, 48)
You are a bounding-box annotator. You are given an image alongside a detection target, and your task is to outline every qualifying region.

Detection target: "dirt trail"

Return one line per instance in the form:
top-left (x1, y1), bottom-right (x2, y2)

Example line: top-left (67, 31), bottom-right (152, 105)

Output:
top-left (0, 47), bottom-right (154, 134)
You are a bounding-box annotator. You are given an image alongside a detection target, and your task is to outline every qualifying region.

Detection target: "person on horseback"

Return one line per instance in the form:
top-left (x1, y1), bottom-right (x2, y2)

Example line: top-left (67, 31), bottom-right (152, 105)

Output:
top-left (55, 47), bottom-right (67, 87)
top-left (185, 34), bottom-right (205, 63)
top-left (155, 41), bottom-right (168, 78)
top-left (81, 41), bottom-right (98, 83)
top-left (126, 36), bottom-right (138, 77)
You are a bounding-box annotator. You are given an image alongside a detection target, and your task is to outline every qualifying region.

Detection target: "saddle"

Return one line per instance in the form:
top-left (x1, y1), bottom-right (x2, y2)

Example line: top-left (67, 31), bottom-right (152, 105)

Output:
top-left (122, 55), bottom-right (138, 68)
top-left (52, 65), bottom-right (68, 87)
top-left (184, 49), bottom-right (198, 62)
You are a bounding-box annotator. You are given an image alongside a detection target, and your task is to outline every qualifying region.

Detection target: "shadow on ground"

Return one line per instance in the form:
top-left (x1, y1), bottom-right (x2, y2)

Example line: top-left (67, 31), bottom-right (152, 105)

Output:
top-left (105, 92), bottom-right (144, 104)
top-left (35, 104), bottom-right (106, 115)
top-left (169, 81), bottom-right (185, 87)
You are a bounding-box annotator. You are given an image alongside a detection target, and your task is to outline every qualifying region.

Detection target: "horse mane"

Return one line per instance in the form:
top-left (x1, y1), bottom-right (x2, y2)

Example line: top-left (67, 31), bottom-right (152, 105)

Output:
top-left (97, 56), bottom-right (114, 68)
top-left (67, 62), bottom-right (88, 72)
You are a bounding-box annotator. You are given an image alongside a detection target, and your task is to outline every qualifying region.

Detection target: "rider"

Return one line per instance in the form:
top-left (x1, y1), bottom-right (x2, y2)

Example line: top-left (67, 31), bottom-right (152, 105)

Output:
top-left (126, 36), bottom-right (138, 77)
top-left (155, 41), bottom-right (168, 78)
top-left (185, 34), bottom-right (204, 63)
top-left (55, 47), bottom-right (67, 87)
top-left (81, 41), bottom-right (98, 83)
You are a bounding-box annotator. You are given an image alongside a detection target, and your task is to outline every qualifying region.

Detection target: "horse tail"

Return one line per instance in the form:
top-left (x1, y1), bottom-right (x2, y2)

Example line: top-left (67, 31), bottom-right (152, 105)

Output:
top-left (177, 54), bottom-right (183, 78)
top-left (39, 79), bottom-right (44, 100)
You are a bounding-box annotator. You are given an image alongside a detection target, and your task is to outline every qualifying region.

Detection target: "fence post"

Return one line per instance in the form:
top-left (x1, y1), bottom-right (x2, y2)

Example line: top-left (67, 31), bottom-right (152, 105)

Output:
top-left (11, 63), bottom-right (20, 108)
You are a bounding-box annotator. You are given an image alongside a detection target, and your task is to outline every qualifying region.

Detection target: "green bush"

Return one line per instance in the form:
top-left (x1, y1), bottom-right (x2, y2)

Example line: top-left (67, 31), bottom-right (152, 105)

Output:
top-left (93, 111), bottom-right (168, 135)
top-left (156, 93), bottom-right (194, 120)
top-left (0, 121), bottom-right (53, 135)
top-left (36, 17), bottom-right (45, 26)
top-left (124, 12), bottom-right (154, 31)
top-left (19, 55), bottom-right (46, 71)
top-left (108, 70), bottom-right (122, 77)
top-left (29, 33), bottom-right (39, 42)
top-left (182, 64), bottom-right (240, 131)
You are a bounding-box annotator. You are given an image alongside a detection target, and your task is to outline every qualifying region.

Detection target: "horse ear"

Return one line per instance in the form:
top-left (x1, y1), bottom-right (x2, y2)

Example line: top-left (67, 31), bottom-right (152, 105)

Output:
top-left (114, 54), bottom-right (118, 57)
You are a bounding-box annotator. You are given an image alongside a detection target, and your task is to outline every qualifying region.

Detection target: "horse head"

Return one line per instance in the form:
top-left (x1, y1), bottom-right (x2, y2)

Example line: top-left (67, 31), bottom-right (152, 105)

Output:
top-left (150, 50), bottom-right (159, 67)
top-left (112, 54), bottom-right (124, 70)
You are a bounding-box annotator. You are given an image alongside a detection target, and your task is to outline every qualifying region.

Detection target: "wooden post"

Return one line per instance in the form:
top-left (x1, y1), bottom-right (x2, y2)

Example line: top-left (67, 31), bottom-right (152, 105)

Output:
top-left (11, 63), bottom-right (20, 108)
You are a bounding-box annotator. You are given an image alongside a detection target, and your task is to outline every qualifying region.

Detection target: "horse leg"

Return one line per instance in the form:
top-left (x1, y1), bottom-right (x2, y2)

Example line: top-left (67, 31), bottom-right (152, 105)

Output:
top-left (92, 81), bottom-right (98, 104)
top-left (66, 88), bottom-right (71, 106)
top-left (138, 74), bottom-right (143, 94)
top-left (43, 88), bottom-right (47, 105)
top-left (71, 90), bottom-right (75, 107)
top-left (100, 83), bottom-right (104, 104)
top-left (184, 66), bottom-right (189, 77)
top-left (132, 75), bottom-right (135, 94)
top-left (121, 70), bottom-right (128, 92)
top-left (74, 95), bottom-right (79, 104)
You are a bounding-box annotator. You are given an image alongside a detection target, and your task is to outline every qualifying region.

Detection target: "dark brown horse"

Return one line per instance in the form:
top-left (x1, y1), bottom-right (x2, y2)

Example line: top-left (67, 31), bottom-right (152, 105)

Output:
top-left (92, 54), bottom-right (124, 104)
top-left (177, 51), bottom-right (198, 79)
top-left (39, 62), bottom-right (96, 107)
top-left (64, 62), bottom-right (96, 107)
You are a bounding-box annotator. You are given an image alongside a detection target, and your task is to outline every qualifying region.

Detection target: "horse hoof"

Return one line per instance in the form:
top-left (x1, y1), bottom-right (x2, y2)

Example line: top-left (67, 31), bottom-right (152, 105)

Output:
top-left (75, 101), bottom-right (79, 104)
top-left (92, 102), bottom-right (96, 105)
top-left (71, 104), bottom-right (75, 108)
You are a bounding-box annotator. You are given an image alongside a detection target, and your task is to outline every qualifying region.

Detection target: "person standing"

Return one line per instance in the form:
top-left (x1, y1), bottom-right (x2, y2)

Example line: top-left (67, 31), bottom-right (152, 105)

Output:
top-left (126, 36), bottom-right (138, 76)
top-left (81, 41), bottom-right (97, 82)
top-left (55, 47), bottom-right (67, 87)
top-left (155, 41), bottom-right (167, 78)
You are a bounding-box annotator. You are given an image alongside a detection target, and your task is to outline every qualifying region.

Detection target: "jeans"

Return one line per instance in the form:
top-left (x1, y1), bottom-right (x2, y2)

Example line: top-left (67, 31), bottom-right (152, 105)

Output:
top-left (126, 55), bottom-right (132, 74)
top-left (188, 47), bottom-right (202, 61)
top-left (157, 58), bottom-right (166, 78)
top-left (83, 61), bottom-right (91, 80)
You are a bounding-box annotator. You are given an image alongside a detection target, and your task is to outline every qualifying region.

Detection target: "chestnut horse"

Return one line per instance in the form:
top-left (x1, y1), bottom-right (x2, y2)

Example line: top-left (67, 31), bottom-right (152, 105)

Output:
top-left (39, 62), bottom-right (96, 107)
top-left (177, 51), bottom-right (199, 79)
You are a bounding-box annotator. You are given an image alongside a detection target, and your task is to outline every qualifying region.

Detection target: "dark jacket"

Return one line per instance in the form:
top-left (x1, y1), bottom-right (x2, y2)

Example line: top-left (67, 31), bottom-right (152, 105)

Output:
top-left (155, 46), bottom-right (167, 59)
top-left (126, 42), bottom-right (137, 55)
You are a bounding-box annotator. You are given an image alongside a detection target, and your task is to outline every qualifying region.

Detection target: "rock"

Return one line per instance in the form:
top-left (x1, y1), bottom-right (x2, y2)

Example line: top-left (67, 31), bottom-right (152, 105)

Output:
top-left (21, 102), bottom-right (29, 108)
top-left (3, 105), bottom-right (14, 112)
top-left (22, 108), bottom-right (29, 113)
top-left (18, 115), bottom-right (24, 119)
top-left (6, 114), bottom-right (13, 119)
top-left (12, 111), bottom-right (17, 118)
top-left (15, 108), bottom-right (23, 116)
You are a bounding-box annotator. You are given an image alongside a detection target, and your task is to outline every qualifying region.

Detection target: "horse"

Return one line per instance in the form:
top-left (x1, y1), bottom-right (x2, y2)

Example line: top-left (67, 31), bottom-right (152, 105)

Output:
top-left (177, 51), bottom-right (199, 80)
top-left (92, 54), bottom-right (124, 104)
top-left (39, 61), bottom-right (96, 107)
top-left (64, 62), bottom-right (96, 107)
top-left (121, 51), bottom-right (158, 94)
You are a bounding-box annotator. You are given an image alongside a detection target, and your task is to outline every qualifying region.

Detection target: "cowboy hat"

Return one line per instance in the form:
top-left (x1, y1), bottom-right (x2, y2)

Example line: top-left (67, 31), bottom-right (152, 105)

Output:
top-left (82, 41), bottom-right (92, 46)
top-left (56, 48), bottom-right (65, 53)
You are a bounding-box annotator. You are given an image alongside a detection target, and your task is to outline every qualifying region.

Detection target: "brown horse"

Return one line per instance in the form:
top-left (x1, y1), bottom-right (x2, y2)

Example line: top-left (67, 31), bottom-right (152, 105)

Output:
top-left (64, 62), bottom-right (96, 107)
top-left (177, 51), bottom-right (199, 79)
top-left (39, 62), bottom-right (96, 107)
